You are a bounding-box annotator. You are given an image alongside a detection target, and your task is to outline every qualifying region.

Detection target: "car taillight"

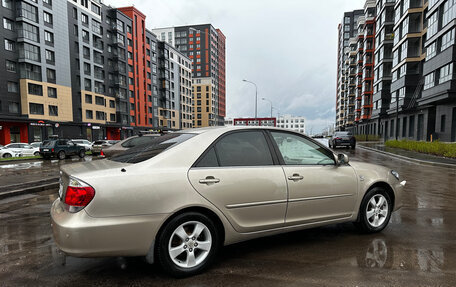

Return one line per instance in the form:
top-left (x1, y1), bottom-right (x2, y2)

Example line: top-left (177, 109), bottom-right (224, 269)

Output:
top-left (64, 177), bottom-right (95, 211)
top-left (334, 137), bottom-right (342, 140)
top-left (52, 148), bottom-right (54, 152)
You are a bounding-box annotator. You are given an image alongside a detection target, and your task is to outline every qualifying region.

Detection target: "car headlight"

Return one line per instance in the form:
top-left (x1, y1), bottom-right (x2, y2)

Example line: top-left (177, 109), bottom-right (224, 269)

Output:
top-left (391, 170), bottom-right (400, 180)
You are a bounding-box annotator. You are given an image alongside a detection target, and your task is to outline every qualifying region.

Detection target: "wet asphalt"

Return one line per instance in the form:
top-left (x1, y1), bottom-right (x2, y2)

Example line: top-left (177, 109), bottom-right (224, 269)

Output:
top-left (0, 144), bottom-right (455, 286)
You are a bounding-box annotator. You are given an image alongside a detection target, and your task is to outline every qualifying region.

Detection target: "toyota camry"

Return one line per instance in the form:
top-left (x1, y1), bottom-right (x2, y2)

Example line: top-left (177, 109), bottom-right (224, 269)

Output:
top-left (51, 126), bottom-right (406, 277)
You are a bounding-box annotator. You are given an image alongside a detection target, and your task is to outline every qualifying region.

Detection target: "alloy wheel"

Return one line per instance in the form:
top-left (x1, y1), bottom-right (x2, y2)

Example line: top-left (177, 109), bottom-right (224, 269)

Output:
top-left (168, 221), bottom-right (212, 269)
top-left (366, 194), bottom-right (388, 228)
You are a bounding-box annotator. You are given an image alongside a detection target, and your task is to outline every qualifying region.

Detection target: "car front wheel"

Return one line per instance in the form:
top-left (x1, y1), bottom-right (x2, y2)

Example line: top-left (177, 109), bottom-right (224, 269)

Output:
top-left (34, 151), bottom-right (40, 156)
top-left (156, 212), bottom-right (220, 278)
top-left (3, 153), bottom-right (12, 158)
top-left (356, 187), bottom-right (392, 233)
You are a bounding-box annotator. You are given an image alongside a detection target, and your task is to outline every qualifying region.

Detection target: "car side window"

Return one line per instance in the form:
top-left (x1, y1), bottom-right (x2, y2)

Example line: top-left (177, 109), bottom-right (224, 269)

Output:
top-left (215, 131), bottom-right (273, 167)
top-left (271, 132), bottom-right (335, 165)
top-left (196, 147), bottom-right (219, 167)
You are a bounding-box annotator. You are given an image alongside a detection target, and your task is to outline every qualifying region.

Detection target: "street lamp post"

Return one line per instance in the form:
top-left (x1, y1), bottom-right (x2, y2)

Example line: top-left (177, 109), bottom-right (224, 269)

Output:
top-left (243, 79), bottom-right (258, 118)
top-left (261, 98), bottom-right (273, 118)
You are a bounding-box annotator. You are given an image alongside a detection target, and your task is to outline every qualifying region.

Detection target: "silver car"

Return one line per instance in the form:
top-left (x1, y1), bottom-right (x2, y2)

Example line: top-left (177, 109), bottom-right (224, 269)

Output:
top-left (51, 127), bottom-right (405, 277)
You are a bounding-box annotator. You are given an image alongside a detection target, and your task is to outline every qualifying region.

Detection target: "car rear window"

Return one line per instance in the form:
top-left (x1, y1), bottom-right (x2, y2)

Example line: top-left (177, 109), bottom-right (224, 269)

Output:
top-left (93, 141), bottom-right (105, 145)
top-left (42, 141), bottom-right (54, 147)
top-left (335, 132), bottom-right (351, 136)
top-left (110, 133), bottom-right (195, 163)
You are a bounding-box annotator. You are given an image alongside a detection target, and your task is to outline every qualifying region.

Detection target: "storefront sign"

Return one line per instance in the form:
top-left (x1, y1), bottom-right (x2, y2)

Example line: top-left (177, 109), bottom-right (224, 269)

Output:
top-left (121, 127), bottom-right (134, 130)
top-left (55, 123), bottom-right (60, 128)
top-left (30, 122), bottom-right (52, 127)
top-left (92, 126), bottom-right (101, 130)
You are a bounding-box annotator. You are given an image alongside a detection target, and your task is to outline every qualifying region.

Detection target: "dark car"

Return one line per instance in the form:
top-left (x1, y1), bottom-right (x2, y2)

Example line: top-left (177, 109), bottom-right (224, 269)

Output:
top-left (40, 139), bottom-right (86, 160)
top-left (329, 132), bottom-right (356, 149)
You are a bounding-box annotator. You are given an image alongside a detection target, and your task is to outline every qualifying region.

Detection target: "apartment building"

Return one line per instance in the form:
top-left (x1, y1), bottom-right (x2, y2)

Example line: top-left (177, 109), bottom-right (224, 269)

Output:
top-left (276, 115), bottom-right (306, 134)
top-left (337, 0), bottom-right (456, 142)
top-left (152, 24), bottom-right (226, 127)
top-left (0, 0), bottom-right (194, 145)
top-left (336, 10), bottom-right (364, 131)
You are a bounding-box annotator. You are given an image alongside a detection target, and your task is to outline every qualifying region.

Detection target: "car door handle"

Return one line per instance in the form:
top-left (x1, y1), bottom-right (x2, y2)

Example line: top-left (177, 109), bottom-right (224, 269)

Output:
top-left (288, 174), bottom-right (304, 181)
top-left (199, 176), bottom-right (220, 185)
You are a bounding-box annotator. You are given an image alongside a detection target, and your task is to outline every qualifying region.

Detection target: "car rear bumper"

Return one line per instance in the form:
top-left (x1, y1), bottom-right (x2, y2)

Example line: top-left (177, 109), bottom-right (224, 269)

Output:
top-left (334, 140), bottom-right (352, 146)
top-left (50, 199), bottom-right (168, 257)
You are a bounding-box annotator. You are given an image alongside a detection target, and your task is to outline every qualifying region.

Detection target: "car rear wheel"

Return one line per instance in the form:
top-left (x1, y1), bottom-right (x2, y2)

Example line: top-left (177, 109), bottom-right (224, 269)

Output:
top-left (356, 187), bottom-right (392, 233)
top-left (78, 149), bottom-right (86, 158)
top-left (57, 151), bottom-right (66, 160)
top-left (156, 212), bottom-right (220, 278)
top-left (3, 153), bottom-right (12, 158)
top-left (33, 151), bottom-right (40, 156)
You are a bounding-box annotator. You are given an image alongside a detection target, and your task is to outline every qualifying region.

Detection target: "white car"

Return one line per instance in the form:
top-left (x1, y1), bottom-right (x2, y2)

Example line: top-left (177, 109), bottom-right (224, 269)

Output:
top-left (5, 143), bottom-right (40, 157)
top-left (72, 139), bottom-right (92, 151)
top-left (0, 145), bottom-right (21, 158)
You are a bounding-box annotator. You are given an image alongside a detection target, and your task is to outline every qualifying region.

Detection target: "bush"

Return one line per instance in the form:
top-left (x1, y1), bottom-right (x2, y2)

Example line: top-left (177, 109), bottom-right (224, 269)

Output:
top-left (385, 140), bottom-right (456, 158)
top-left (355, 135), bottom-right (381, 141)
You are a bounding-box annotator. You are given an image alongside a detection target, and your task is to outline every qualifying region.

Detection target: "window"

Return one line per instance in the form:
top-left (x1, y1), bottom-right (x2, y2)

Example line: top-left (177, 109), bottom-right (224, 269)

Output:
top-left (17, 22), bottom-right (39, 42)
top-left (3, 18), bottom-right (13, 30)
top-left (109, 100), bottom-right (115, 108)
top-left (7, 81), bottom-right (18, 93)
top-left (91, 4), bottom-right (101, 15)
top-left (81, 13), bottom-right (88, 25)
top-left (2, 0), bottom-right (12, 9)
top-left (19, 43), bottom-right (40, 61)
top-left (82, 30), bottom-right (89, 42)
top-left (86, 110), bottom-right (93, 119)
top-left (213, 131), bottom-right (273, 167)
top-left (45, 49), bottom-right (55, 62)
top-left (439, 63), bottom-right (453, 84)
top-left (17, 2), bottom-right (38, 22)
top-left (95, 96), bottom-right (104, 106)
top-left (271, 132), bottom-right (334, 165)
top-left (43, 0), bottom-right (51, 5)
top-left (49, 105), bottom-right (58, 116)
top-left (47, 68), bottom-right (56, 82)
top-left (28, 83), bottom-right (42, 95)
top-left (44, 31), bottom-right (54, 43)
top-left (4, 39), bottom-right (14, 51)
top-left (441, 29), bottom-right (455, 51)
top-left (427, 12), bottom-right (439, 38)
top-left (48, 87), bottom-right (57, 98)
top-left (8, 102), bottom-right (19, 113)
top-left (427, 42), bottom-right (437, 59)
top-left (43, 11), bottom-right (52, 24)
top-left (443, 0), bottom-right (456, 27)
top-left (424, 72), bottom-right (435, 90)
top-left (85, 94), bottom-right (92, 103)
top-left (29, 103), bottom-right (44, 115)
top-left (96, 111), bottom-right (105, 120)
top-left (5, 60), bottom-right (16, 72)
top-left (196, 147), bottom-right (218, 167)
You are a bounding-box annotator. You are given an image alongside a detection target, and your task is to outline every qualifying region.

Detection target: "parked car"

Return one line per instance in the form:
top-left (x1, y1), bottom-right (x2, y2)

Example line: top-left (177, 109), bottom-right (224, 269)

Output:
top-left (72, 139), bottom-right (92, 151)
top-left (91, 140), bottom-right (119, 156)
top-left (329, 131), bottom-right (356, 149)
top-left (51, 127), bottom-right (405, 277)
top-left (40, 139), bottom-right (86, 160)
top-left (0, 145), bottom-right (21, 158)
top-left (102, 134), bottom-right (161, 157)
top-left (30, 142), bottom-right (42, 148)
top-left (5, 143), bottom-right (40, 156)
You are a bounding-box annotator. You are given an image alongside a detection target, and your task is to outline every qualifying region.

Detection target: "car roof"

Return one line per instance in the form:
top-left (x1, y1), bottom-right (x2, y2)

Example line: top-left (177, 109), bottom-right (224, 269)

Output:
top-left (182, 126), bottom-right (293, 135)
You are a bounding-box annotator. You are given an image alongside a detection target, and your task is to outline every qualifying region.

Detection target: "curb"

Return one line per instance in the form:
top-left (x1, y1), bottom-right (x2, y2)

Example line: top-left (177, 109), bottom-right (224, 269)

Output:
top-left (0, 182), bottom-right (59, 200)
top-left (358, 145), bottom-right (456, 168)
top-left (0, 157), bottom-right (44, 165)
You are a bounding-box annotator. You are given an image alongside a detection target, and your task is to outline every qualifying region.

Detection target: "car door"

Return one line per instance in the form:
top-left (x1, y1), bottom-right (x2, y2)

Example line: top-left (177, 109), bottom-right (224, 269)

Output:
top-left (188, 130), bottom-right (288, 233)
top-left (268, 131), bottom-right (358, 226)
top-left (6, 144), bottom-right (20, 154)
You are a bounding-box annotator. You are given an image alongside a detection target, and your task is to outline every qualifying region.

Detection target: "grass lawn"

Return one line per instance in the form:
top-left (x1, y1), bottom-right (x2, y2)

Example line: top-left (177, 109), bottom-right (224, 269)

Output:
top-left (385, 140), bottom-right (456, 158)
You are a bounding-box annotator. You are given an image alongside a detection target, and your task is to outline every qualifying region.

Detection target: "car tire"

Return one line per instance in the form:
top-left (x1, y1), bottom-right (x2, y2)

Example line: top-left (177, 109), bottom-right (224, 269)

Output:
top-left (92, 152), bottom-right (98, 156)
top-left (328, 142), bottom-right (332, 148)
top-left (156, 212), bottom-right (221, 278)
top-left (355, 187), bottom-right (392, 233)
top-left (33, 151), bottom-right (40, 156)
top-left (351, 144), bottom-right (356, 149)
top-left (57, 151), bottom-right (66, 160)
top-left (78, 149), bottom-right (86, 158)
top-left (3, 153), bottom-right (12, 158)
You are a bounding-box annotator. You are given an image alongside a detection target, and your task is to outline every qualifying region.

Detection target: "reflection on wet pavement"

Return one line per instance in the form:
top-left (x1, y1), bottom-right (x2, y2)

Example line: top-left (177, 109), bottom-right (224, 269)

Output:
top-left (0, 148), bottom-right (455, 286)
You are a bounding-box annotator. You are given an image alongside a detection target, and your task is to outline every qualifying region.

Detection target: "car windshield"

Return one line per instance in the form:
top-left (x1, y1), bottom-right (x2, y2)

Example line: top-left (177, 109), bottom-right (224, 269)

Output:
top-left (110, 133), bottom-right (195, 164)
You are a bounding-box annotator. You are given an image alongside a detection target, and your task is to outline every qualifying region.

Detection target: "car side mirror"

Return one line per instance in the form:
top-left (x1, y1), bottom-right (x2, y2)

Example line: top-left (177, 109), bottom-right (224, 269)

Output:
top-left (336, 153), bottom-right (349, 166)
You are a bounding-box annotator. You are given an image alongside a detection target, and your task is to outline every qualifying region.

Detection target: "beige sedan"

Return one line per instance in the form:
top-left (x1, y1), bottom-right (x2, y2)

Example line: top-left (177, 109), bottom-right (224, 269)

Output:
top-left (51, 127), bottom-right (405, 277)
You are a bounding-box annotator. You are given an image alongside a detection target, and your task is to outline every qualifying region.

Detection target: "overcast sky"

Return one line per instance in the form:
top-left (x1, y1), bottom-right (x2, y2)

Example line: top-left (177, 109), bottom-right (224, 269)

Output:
top-left (109, 0), bottom-right (365, 133)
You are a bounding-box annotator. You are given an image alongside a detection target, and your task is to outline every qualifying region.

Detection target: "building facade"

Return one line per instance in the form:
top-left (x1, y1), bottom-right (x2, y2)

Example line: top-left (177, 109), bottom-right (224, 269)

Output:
top-left (233, 117), bottom-right (276, 127)
top-left (276, 115), bottom-right (306, 134)
top-left (0, 0), bottom-right (195, 145)
top-left (152, 24), bottom-right (226, 127)
top-left (337, 0), bottom-right (456, 142)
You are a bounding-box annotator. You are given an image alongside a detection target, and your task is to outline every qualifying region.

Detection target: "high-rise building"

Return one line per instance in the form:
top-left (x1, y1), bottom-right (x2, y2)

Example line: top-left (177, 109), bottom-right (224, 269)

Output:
top-left (338, 0), bottom-right (456, 142)
top-left (152, 24), bottom-right (226, 127)
top-left (336, 10), bottom-right (364, 131)
top-left (0, 1), bottom-right (193, 145)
